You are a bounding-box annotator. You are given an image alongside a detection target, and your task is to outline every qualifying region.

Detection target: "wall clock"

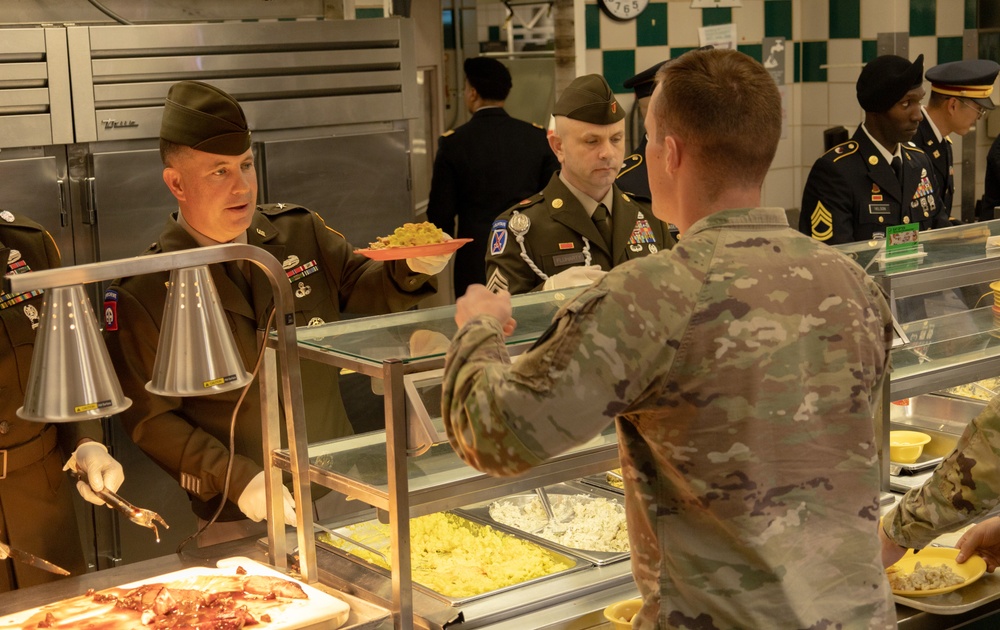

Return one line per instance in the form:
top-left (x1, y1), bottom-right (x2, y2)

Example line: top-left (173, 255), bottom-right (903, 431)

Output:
top-left (598, 0), bottom-right (650, 21)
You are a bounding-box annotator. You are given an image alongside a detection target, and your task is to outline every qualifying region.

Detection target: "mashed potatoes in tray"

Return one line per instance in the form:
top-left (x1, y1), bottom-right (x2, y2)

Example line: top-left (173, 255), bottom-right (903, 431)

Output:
top-left (318, 512), bottom-right (572, 598)
top-left (368, 221), bottom-right (446, 250)
top-left (489, 493), bottom-right (629, 553)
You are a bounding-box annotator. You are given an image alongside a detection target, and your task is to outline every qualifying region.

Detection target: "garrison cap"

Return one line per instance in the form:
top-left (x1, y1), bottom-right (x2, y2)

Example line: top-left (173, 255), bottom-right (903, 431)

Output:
top-left (160, 80), bottom-right (251, 155)
top-left (857, 54), bottom-right (924, 113)
top-left (926, 59), bottom-right (1000, 110)
top-left (623, 62), bottom-right (665, 99)
top-left (464, 57), bottom-right (512, 102)
top-left (552, 74), bottom-right (625, 125)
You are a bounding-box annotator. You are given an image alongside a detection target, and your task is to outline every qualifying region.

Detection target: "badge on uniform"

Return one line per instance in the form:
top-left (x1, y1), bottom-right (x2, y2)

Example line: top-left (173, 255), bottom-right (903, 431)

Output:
top-left (104, 288), bottom-right (119, 331)
top-left (808, 201), bottom-right (834, 241)
top-left (0, 258), bottom-right (43, 310)
top-left (490, 220), bottom-right (508, 256)
top-left (627, 218), bottom-right (657, 252)
top-left (286, 259), bottom-right (318, 284)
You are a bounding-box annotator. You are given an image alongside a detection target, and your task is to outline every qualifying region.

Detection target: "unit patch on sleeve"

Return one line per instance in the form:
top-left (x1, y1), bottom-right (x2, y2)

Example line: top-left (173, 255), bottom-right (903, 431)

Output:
top-left (104, 288), bottom-right (119, 331)
top-left (490, 220), bottom-right (508, 256)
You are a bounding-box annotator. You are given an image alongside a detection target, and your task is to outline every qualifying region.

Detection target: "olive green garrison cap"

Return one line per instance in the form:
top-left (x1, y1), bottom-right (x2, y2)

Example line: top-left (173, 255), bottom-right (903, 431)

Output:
top-left (160, 80), bottom-right (251, 155)
top-left (552, 74), bottom-right (625, 125)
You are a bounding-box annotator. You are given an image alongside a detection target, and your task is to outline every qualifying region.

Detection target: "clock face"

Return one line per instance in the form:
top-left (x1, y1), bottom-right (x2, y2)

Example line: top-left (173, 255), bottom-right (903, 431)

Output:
top-left (598, 0), bottom-right (650, 21)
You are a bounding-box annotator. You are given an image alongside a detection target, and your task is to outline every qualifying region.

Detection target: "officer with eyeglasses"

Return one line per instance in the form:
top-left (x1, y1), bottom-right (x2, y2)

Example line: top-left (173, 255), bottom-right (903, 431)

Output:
top-left (917, 59), bottom-right (1000, 218)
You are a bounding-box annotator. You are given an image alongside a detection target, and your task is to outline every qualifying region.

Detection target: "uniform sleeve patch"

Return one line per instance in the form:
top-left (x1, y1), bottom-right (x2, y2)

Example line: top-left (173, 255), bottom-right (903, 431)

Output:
top-left (103, 288), bottom-right (118, 331)
top-left (490, 220), bottom-right (508, 256)
top-left (809, 201), bottom-right (834, 242)
top-left (485, 268), bottom-right (509, 293)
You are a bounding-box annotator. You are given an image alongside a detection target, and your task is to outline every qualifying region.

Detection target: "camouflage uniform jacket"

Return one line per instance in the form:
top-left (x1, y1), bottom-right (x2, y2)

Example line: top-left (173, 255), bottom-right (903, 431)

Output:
top-left (443, 207), bottom-right (895, 629)
top-left (104, 205), bottom-right (437, 521)
top-left (884, 395), bottom-right (1000, 548)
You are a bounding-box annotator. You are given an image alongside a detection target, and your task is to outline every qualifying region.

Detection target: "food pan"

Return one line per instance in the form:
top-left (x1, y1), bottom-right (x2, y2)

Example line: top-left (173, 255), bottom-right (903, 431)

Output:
top-left (458, 481), bottom-right (630, 566)
top-left (315, 510), bottom-right (587, 606)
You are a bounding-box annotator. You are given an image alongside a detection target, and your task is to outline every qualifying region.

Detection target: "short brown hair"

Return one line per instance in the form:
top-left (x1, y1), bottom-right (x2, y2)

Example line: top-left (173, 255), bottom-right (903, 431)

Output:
top-left (159, 139), bottom-right (184, 166)
top-left (652, 48), bottom-right (781, 190)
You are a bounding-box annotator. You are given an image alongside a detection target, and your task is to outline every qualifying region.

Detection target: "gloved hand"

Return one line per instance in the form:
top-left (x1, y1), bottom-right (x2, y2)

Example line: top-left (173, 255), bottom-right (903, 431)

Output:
top-left (237, 471), bottom-right (298, 525)
top-left (408, 329), bottom-right (452, 357)
top-left (542, 265), bottom-right (606, 291)
top-left (63, 442), bottom-right (125, 506)
top-left (405, 233), bottom-right (454, 275)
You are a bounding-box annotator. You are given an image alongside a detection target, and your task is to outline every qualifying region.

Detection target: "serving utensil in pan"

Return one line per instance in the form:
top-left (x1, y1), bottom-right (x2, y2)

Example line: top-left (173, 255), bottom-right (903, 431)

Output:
top-left (69, 469), bottom-right (169, 542)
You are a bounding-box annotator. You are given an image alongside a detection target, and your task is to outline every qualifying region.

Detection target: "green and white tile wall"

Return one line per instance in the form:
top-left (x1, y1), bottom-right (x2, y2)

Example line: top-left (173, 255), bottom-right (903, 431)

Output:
top-left (481, 0), bottom-right (988, 216)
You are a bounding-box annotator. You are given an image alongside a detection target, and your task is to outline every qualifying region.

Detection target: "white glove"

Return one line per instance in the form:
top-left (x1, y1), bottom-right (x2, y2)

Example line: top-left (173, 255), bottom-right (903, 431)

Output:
top-left (63, 442), bottom-right (125, 506)
top-left (405, 233), bottom-right (454, 275)
top-left (542, 265), bottom-right (607, 291)
top-left (406, 252), bottom-right (452, 275)
top-left (237, 471), bottom-right (298, 525)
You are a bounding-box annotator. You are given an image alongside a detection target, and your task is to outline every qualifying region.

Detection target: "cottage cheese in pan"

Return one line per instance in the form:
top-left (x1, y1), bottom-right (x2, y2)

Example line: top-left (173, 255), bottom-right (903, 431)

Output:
top-left (489, 493), bottom-right (629, 553)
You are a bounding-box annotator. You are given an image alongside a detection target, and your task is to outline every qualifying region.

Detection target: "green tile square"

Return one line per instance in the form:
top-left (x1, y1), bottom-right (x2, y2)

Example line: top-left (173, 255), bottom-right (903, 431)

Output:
top-left (830, 0), bottom-right (860, 39)
top-left (703, 8), bottom-right (732, 26)
top-left (671, 46), bottom-right (698, 58)
top-left (586, 4), bottom-right (601, 50)
top-left (603, 50), bottom-right (636, 95)
top-left (862, 40), bottom-right (878, 63)
top-left (937, 36), bottom-right (963, 63)
top-left (965, 0), bottom-right (976, 30)
top-left (737, 44), bottom-right (763, 63)
top-left (794, 41), bottom-right (800, 83)
top-left (356, 8), bottom-right (383, 19)
top-left (443, 10), bottom-right (457, 49)
top-left (637, 3), bottom-right (668, 47)
top-left (909, 0), bottom-right (936, 36)
top-left (487, 25), bottom-right (499, 42)
top-left (801, 41), bottom-right (827, 82)
top-left (765, 0), bottom-right (792, 40)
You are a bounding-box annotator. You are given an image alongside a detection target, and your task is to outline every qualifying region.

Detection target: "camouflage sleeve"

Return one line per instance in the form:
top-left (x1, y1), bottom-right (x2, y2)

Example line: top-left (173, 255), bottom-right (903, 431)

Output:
top-left (884, 395), bottom-right (1000, 548)
top-left (442, 271), bottom-right (680, 476)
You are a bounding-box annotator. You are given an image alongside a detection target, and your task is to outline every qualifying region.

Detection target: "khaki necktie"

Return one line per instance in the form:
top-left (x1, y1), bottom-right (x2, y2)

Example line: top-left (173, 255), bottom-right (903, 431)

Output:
top-left (225, 260), bottom-right (252, 302)
top-left (592, 203), bottom-right (613, 252)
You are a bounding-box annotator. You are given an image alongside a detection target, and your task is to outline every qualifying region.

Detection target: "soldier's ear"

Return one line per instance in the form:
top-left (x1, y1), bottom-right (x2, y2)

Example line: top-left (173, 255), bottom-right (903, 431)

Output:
top-left (162, 167), bottom-right (186, 202)
top-left (662, 135), bottom-right (682, 174)
top-left (547, 132), bottom-right (564, 162)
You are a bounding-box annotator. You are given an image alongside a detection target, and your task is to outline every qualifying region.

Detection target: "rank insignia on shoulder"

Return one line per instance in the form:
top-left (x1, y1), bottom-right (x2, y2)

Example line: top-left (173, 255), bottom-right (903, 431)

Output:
top-left (519, 198), bottom-right (532, 205)
top-left (809, 201), bottom-right (834, 241)
top-left (104, 288), bottom-right (119, 331)
top-left (490, 220), bottom-right (508, 256)
top-left (485, 267), bottom-right (509, 294)
top-left (442, 129), bottom-right (455, 137)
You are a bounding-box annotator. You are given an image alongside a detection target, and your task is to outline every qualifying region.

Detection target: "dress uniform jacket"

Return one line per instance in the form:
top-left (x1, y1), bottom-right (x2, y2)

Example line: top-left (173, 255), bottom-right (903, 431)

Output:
top-left (485, 174), bottom-right (673, 295)
top-left (444, 208), bottom-right (895, 628)
top-left (616, 135), bottom-right (651, 202)
top-left (0, 212), bottom-right (100, 590)
top-left (103, 205), bottom-right (437, 521)
top-left (426, 108), bottom-right (559, 298)
top-left (799, 125), bottom-right (948, 245)
top-left (983, 135), bottom-right (1000, 220)
top-left (912, 116), bottom-right (954, 215)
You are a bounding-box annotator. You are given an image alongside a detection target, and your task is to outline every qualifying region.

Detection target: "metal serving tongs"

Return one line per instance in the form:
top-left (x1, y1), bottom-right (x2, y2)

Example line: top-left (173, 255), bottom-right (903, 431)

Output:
top-left (312, 522), bottom-right (390, 565)
top-left (69, 469), bottom-right (169, 542)
top-left (530, 487), bottom-right (567, 534)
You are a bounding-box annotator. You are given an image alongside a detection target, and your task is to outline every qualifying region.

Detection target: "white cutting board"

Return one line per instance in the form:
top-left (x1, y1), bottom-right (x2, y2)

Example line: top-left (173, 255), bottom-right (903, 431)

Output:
top-left (0, 556), bottom-right (349, 629)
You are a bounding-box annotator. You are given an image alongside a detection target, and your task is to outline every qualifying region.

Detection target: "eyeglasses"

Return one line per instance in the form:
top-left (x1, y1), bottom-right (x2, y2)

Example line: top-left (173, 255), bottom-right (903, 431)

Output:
top-left (958, 98), bottom-right (987, 120)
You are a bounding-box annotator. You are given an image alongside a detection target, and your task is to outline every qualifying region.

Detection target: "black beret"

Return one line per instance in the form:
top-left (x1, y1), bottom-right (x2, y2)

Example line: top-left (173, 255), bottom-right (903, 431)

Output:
top-left (464, 57), bottom-right (512, 102)
top-left (552, 74), bottom-right (625, 125)
top-left (623, 61), bottom-right (666, 99)
top-left (926, 59), bottom-right (1000, 110)
top-left (856, 54), bottom-right (924, 113)
top-left (160, 80), bottom-right (251, 155)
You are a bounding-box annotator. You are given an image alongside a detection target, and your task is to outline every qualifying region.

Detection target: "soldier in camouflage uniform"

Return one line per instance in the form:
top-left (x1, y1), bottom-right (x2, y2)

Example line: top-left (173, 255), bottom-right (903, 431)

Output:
top-left (881, 395), bottom-right (1000, 568)
top-left (442, 49), bottom-right (895, 629)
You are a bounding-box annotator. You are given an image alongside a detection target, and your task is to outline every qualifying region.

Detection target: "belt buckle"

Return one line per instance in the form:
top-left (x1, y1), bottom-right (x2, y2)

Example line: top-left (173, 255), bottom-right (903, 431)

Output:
top-left (0, 450), bottom-right (6, 480)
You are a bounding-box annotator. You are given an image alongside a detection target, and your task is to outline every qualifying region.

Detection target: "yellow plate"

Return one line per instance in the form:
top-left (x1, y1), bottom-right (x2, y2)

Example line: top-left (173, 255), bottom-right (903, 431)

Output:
top-left (887, 547), bottom-right (987, 597)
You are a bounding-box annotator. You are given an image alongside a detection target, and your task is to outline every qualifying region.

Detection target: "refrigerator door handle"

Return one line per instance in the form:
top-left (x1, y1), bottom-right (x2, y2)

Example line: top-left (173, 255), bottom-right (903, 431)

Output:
top-left (81, 176), bottom-right (97, 225)
top-left (57, 178), bottom-right (68, 227)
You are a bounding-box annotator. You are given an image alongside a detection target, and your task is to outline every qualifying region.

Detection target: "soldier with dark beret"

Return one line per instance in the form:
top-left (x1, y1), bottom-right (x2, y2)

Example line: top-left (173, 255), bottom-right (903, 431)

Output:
top-left (616, 61), bottom-right (665, 203)
top-left (485, 74), bottom-right (673, 295)
top-left (0, 213), bottom-right (125, 590)
top-left (799, 54), bottom-right (947, 244)
top-left (103, 81), bottom-right (448, 542)
top-left (916, 59), bottom-right (999, 217)
top-left (427, 57), bottom-right (558, 299)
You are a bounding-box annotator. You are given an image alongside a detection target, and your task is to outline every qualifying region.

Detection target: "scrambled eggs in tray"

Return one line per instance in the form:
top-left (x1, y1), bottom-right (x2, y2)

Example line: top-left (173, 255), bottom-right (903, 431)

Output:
top-left (316, 511), bottom-right (585, 604)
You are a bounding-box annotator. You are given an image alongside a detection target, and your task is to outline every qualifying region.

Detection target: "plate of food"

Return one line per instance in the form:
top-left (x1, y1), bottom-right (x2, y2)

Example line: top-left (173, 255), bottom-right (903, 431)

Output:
top-left (355, 221), bottom-right (472, 260)
top-left (887, 547), bottom-right (987, 597)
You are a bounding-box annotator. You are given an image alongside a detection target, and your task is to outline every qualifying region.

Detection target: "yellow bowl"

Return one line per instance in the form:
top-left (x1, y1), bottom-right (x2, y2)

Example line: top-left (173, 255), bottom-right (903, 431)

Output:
top-left (604, 598), bottom-right (642, 629)
top-left (890, 430), bottom-right (931, 464)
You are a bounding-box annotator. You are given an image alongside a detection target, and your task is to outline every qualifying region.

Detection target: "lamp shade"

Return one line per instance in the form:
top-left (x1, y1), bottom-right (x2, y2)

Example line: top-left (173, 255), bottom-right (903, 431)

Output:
top-left (146, 265), bottom-right (251, 396)
top-left (17, 285), bottom-right (132, 422)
